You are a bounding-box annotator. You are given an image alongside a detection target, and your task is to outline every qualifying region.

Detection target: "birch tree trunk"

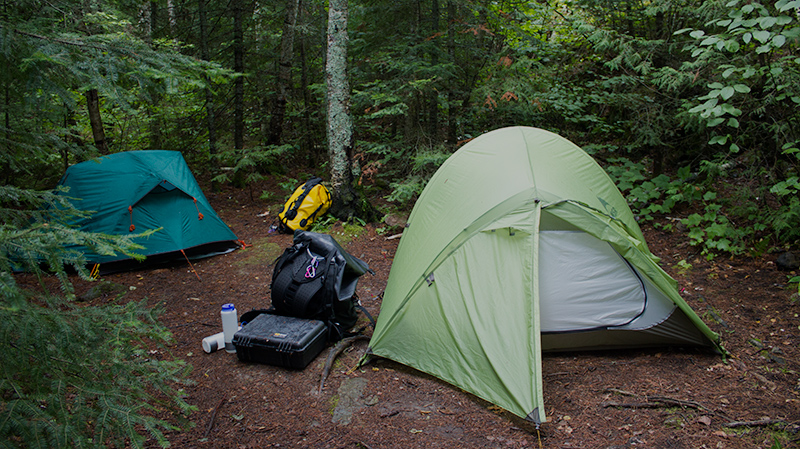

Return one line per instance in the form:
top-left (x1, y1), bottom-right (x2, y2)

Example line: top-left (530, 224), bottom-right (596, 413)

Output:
top-left (325, 0), bottom-right (378, 221)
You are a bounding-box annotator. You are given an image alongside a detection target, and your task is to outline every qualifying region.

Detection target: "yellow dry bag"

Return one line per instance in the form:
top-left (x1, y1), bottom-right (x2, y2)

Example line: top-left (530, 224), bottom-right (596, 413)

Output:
top-left (278, 177), bottom-right (332, 232)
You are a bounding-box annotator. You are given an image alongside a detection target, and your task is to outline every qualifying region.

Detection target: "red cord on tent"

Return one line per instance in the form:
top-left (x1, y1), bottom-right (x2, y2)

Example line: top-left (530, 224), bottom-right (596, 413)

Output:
top-left (238, 239), bottom-right (251, 249)
top-left (181, 249), bottom-right (202, 281)
top-left (193, 197), bottom-right (204, 220)
top-left (128, 206), bottom-right (135, 231)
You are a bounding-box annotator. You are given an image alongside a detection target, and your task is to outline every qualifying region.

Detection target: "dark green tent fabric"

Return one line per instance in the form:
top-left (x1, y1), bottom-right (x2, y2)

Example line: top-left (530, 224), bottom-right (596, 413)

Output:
top-left (55, 150), bottom-right (240, 272)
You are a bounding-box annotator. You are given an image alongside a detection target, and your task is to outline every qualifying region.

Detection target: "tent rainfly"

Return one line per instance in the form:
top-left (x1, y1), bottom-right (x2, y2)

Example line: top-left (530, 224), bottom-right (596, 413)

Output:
top-left (55, 150), bottom-right (241, 273)
top-left (367, 126), bottom-right (721, 425)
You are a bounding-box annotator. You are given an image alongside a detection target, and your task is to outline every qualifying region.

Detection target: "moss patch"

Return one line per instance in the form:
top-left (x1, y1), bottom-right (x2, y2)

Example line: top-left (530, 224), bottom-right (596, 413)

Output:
top-left (327, 222), bottom-right (366, 246)
top-left (234, 237), bottom-right (283, 267)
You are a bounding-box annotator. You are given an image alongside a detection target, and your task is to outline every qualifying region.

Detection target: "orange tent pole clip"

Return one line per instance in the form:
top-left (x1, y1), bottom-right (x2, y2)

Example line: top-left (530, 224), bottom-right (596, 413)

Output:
top-left (128, 206), bottom-right (135, 231)
top-left (193, 197), bottom-right (204, 220)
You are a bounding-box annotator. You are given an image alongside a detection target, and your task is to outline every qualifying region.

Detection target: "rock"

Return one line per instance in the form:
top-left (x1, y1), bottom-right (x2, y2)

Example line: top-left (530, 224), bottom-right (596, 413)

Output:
top-left (383, 213), bottom-right (408, 231)
top-left (776, 252), bottom-right (799, 271)
top-left (331, 377), bottom-right (368, 425)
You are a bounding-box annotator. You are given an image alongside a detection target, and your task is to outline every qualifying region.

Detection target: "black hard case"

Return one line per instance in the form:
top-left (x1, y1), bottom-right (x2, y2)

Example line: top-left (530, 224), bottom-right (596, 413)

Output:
top-left (232, 313), bottom-right (327, 369)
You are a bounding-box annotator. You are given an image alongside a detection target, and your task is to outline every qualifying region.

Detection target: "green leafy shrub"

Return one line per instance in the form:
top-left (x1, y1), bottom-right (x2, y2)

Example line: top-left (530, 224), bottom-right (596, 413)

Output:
top-left (605, 159), bottom-right (702, 222)
top-left (682, 200), bottom-right (749, 259)
top-left (385, 147), bottom-right (451, 207)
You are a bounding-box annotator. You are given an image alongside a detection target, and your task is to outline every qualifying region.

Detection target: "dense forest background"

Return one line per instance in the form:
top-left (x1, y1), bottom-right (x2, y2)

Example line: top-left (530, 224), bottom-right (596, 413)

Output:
top-left (1, 0), bottom-right (799, 446)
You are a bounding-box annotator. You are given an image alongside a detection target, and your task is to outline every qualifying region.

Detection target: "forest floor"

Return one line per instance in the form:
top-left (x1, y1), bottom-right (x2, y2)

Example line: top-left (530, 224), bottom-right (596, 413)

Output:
top-left (56, 179), bottom-right (799, 448)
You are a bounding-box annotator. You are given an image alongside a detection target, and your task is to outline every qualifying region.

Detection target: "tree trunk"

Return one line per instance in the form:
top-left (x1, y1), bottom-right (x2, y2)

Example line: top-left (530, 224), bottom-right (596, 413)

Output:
top-left (167, 0), bottom-right (177, 36)
top-left (267, 0), bottom-right (300, 145)
top-left (233, 0), bottom-right (244, 150)
top-left (325, 0), bottom-right (378, 222)
top-left (85, 89), bottom-right (108, 154)
top-left (300, 35), bottom-right (315, 160)
top-left (199, 0), bottom-right (217, 154)
top-left (445, 0), bottom-right (457, 145)
top-left (427, 0), bottom-right (440, 139)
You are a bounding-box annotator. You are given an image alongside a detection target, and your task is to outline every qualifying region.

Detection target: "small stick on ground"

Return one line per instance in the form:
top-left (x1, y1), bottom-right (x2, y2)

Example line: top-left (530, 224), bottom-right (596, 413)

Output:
top-left (602, 395), bottom-right (709, 412)
top-left (203, 396), bottom-right (226, 438)
top-left (603, 388), bottom-right (636, 396)
top-left (319, 335), bottom-right (370, 394)
top-left (724, 418), bottom-right (788, 429)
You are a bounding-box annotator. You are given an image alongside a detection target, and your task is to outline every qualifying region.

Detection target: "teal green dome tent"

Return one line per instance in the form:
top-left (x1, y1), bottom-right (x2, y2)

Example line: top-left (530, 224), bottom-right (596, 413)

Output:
top-left (55, 150), bottom-right (241, 273)
top-left (367, 127), bottom-right (721, 425)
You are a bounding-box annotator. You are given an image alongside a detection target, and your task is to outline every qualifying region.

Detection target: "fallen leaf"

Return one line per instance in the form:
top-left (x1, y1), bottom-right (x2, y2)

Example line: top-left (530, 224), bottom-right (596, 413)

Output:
top-left (698, 416), bottom-right (712, 426)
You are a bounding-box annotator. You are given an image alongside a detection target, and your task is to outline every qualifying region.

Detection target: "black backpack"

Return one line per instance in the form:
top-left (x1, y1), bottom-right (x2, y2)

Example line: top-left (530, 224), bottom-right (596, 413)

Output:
top-left (270, 230), bottom-right (372, 341)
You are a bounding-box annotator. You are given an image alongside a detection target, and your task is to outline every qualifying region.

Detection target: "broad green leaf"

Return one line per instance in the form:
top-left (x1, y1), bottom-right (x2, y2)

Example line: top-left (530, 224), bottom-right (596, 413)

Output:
top-left (753, 30), bottom-right (771, 43)
top-left (725, 40), bottom-right (741, 52)
top-left (743, 32), bottom-right (752, 43)
top-left (707, 117), bottom-right (725, 127)
top-left (709, 135), bottom-right (728, 145)
top-left (759, 17), bottom-right (778, 29)
top-left (722, 103), bottom-right (742, 116)
top-left (756, 44), bottom-right (772, 54)
top-left (689, 103), bottom-right (707, 114)
top-left (730, 143), bottom-right (740, 152)
top-left (690, 30), bottom-right (706, 39)
top-left (721, 86), bottom-right (735, 100)
top-left (727, 117), bottom-right (740, 128)
top-left (772, 35), bottom-right (786, 47)
top-left (723, 68), bottom-right (736, 78)
top-left (778, 0), bottom-right (800, 11)
top-left (733, 84), bottom-right (751, 93)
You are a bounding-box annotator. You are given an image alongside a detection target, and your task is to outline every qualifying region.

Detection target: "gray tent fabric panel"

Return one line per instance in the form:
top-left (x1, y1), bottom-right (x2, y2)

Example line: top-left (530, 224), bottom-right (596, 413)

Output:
top-left (616, 274), bottom-right (678, 331)
top-left (541, 308), bottom-right (712, 352)
top-left (539, 231), bottom-right (645, 332)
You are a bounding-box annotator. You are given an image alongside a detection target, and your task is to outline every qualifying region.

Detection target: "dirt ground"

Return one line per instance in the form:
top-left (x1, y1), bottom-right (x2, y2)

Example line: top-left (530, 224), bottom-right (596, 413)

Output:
top-left (57, 180), bottom-right (800, 448)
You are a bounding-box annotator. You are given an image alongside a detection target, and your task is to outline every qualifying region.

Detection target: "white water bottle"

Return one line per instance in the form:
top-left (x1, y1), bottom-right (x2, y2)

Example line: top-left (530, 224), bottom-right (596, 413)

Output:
top-left (221, 303), bottom-right (238, 353)
top-left (202, 331), bottom-right (225, 353)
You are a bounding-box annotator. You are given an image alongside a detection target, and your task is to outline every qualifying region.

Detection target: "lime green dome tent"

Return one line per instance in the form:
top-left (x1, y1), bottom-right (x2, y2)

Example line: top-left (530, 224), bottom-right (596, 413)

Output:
top-left (367, 126), bottom-right (721, 425)
top-left (55, 150), bottom-right (240, 273)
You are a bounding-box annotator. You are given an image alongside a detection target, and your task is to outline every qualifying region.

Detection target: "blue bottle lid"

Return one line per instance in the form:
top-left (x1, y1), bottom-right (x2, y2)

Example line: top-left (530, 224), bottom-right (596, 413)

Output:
top-left (221, 303), bottom-right (235, 311)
